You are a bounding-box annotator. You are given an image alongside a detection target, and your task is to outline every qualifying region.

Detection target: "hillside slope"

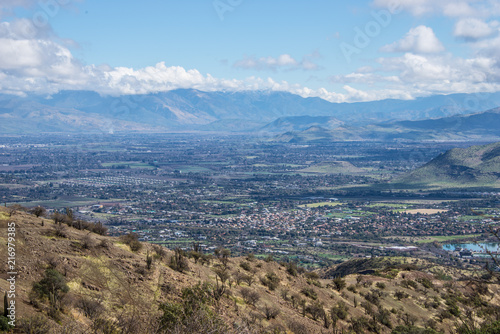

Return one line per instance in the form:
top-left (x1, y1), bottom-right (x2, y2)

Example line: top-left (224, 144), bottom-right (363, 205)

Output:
top-left (1, 207), bottom-right (500, 333)
top-left (400, 141), bottom-right (500, 187)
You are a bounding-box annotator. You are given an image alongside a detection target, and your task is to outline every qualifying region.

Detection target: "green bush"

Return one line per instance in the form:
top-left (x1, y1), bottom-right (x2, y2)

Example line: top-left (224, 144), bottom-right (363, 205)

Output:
top-left (159, 282), bottom-right (227, 334)
top-left (330, 301), bottom-right (348, 320)
top-left (301, 287), bottom-right (318, 300)
top-left (32, 268), bottom-right (69, 311)
top-left (0, 316), bottom-right (13, 331)
top-left (240, 261), bottom-right (252, 272)
top-left (261, 272), bottom-right (281, 291)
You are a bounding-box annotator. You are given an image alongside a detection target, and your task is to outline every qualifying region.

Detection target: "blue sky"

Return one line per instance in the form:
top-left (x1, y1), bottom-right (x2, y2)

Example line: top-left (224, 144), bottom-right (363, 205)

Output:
top-left (0, 0), bottom-right (499, 102)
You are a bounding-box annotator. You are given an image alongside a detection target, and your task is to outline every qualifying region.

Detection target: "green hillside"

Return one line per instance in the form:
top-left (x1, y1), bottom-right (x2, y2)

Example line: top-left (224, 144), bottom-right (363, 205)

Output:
top-left (399, 141), bottom-right (500, 188)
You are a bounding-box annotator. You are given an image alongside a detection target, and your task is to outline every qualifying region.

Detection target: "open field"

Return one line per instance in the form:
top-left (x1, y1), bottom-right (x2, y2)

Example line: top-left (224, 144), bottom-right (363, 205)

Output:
top-left (400, 209), bottom-right (448, 214)
top-left (387, 234), bottom-right (482, 244)
top-left (299, 201), bottom-right (342, 208)
top-left (101, 162), bottom-right (156, 169)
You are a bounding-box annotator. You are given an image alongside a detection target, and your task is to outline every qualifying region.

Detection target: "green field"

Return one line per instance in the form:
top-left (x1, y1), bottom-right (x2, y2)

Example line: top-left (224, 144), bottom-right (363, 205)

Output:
top-left (408, 234), bottom-right (482, 244)
top-left (366, 202), bottom-right (410, 208)
top-left (8, 199), bottom-right (99, 209)
top-left (299, 202), bottom-right (342, 208)
top-left (177, 166), bottom-right (213, 173)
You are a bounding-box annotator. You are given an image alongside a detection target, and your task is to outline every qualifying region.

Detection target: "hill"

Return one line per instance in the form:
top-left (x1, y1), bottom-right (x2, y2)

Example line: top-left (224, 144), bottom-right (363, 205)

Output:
top-left (1, 90), bottom-right (500, 134)
top-left (1, 207), bottom-right (500, 333)
top-left (274, 107), bottom-right (500, 143)
top-left (399, 141), bottom-right (500, 188)
top-left (260, 116), bottom-right (344, 133)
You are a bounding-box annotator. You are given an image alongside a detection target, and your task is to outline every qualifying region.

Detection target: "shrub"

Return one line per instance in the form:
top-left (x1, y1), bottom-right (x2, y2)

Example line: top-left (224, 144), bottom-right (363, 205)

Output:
top-left (121, 233), bottom-right (143, 252)
top-left (417, 277), bottom-right (434, 289)
top-left (240, 261), bottom-right (252, 272)
top-left (376, 282), bottom-right (386, 290)
top-left (30, 206), bottom-right (46, 218)
top-left (169, 248), bottom-right (189, 273)
top-left (153, 244), bottom-right (167, 259)
top-left (246, 253), bottom-right (256, 262)
top-left (347, 285), bottom-right (358, 293)
top-left (394, 290), bottom-right (409, 301)
top-left (0, 316), bottom-right (13, 331)
top-left (261, 272), bottom-right (280, 291)
top-left (331, 301), bottom-right (348, 320)
top-left (52, 224), bottom-right (68, 238)
top-left (288, 321), bottom-right (308, 334)
top-left (213, 266), bottom-right (230, 284)
top-left (18, 315), bottom-right (52, 334)
top-left (401, 279), bottom-right (418, 290)
top-left (364, 289), bottom-right (382, 306)
top-left (376, 308), bottom-right (392, 329)
top-left (159, 283), bottom-right (227, 333)
top-left (31, 268), bottom-right (69, 312)
top-left (241, 288), bottom-right (260, 306)
top-left (301, 287), bottom-right (318, 300)
top-left (76, 297), bottom-right (104, 319)
top-left (263, 304), bottom-right (280, 320)
top-left (332, 277), bottom-right (346, 291)
top-left (306, 301), bottom-right (324, 321)
top-left (286, 262), bottom-right (298, 277)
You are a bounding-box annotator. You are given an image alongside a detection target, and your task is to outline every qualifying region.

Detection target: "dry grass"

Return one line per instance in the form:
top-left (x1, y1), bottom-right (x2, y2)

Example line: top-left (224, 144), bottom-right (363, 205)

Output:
top-left (1, 206), bottom-right (500, 334)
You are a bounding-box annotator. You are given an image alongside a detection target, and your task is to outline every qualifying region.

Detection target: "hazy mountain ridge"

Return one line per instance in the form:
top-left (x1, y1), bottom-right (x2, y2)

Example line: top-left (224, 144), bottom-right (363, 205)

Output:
top-left (1, 90), bottom-right (500, 134)
top-left (275, 107), bottom-right (500, 143)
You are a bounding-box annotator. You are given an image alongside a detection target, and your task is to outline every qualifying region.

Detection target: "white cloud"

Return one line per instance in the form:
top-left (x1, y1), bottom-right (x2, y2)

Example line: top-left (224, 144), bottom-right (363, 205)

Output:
top-left (233, 52), bottom-right (321, 71)
top-left (381, 26), bottom-right (445, 53)
top-left (454, 18), bottom-right (498, 40)
top-left (373, 0), bottom-right (500, 18)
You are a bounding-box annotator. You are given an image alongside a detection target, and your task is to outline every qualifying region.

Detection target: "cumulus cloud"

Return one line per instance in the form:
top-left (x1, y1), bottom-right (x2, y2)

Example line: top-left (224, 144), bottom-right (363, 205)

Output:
top-left (373, 0), bottom-right (500, 18)
top-left (233, 52), bottom-right (321, 71)
top-left (381, 26), bottom-right (445, 53)
top-left (454, 18), bottom-right (498, 40)
top-left (350, 53), bottom-right (500, 94)
top-left (0, 21), bottom-right (347, 101)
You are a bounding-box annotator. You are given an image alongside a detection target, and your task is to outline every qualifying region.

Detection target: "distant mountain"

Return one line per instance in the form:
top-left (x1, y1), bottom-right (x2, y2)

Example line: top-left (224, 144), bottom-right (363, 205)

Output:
top-left (275, 107), bottom-right (500, 143)
top-left (399, 141), bottom-right (500, 187)
top-left (260, 116), bottom-right (343, 133)
top-left (1, 89), bottom-right (500, 133)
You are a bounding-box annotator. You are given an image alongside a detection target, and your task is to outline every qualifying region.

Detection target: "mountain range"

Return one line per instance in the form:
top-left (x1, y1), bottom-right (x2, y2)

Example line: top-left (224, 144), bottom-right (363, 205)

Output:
top-left (1, 89), bottom-right (500, 135)
top-left (275, 107), bottom-right (500, 142)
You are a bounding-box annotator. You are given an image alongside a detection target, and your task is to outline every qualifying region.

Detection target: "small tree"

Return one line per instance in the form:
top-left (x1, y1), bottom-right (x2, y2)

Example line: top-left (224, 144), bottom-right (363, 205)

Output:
top-left (241, 288), bottom-right (260, 306)
top-left (261, 272), bottom-right (280, 291)
top-left (213, 266), bottom-right (230, 285)
top-left (332, 277), bottom-right (346, 291)
top-left (306, 300), bottom-right (324, 321)
top-left (146, 250), bottom-right (153, 270)
top-left (263, 304), bottom-right (280, 320)
top-left (169, 248), bottom-right (189, 273)
top-left (32, 269), bottom-right (69, 313)
top-left (3, 292), bottom-right (7, 317)
top-left (30, 206), bottom-right (46, 218)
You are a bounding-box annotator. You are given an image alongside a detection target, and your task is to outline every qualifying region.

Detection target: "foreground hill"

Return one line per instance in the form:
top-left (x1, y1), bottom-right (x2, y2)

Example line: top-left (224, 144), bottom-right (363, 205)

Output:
top-left (1, 207), bottom-right (500, 333)
top-left (399, 141), bottom-right (500, 188)
top-left (275, 107), bottom-right (500, 143)
top-left (1, 90), bottom-right (500, 133)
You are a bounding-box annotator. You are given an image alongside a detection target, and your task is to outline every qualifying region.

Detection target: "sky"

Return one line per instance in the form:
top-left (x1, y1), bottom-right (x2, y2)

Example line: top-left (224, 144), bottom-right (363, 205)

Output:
top-left (0, 0), bottom-right (499, 102)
